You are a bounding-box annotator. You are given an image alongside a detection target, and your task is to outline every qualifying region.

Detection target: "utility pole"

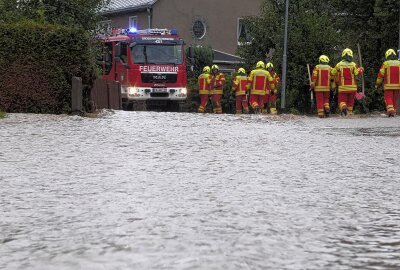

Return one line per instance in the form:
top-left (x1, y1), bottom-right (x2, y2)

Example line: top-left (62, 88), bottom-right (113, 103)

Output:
top-left (281, 0), bottom-right (289, 109)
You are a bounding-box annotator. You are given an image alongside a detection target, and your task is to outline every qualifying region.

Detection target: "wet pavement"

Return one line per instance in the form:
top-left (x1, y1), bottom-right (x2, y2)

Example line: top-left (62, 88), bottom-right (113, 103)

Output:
top-left (1, 112), bottom-right (400, 269)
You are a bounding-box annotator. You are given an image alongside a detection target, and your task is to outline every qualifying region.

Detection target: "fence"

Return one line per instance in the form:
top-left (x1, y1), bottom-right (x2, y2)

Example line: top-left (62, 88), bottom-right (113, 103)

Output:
top-left (90, 79), bottom-right (122, 111)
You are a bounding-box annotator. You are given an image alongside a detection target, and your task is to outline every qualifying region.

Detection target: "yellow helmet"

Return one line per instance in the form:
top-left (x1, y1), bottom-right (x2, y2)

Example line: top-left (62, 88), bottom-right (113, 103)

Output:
top-left (211, 64), bottom-right (219, 71)
top-left (266, 62), bottom-right (274, 69)
top-left (385, 49), bottom-right (397, 59)
top-left (238, 67), bottom-right (246, 74)
top-left (203, 66), bottom-right (210, 73)
top-left (342, 48), bottom-right (353, 58)
top-left (319, 55), bottom-right (330, 63)
top-left (256, 61), bottom-right (265, 69)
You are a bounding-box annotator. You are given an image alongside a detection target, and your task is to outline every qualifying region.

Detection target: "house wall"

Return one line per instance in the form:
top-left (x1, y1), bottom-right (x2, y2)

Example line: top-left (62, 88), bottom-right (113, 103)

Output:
top-left (106, 10), bottom-right (150, 30)
top-left (152, 0), bottom-right (262, 55)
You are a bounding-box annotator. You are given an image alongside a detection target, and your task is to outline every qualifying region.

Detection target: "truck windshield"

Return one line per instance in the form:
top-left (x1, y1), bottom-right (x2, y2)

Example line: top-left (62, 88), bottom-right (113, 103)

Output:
top-left (131, 44), bottom-right (183, 64)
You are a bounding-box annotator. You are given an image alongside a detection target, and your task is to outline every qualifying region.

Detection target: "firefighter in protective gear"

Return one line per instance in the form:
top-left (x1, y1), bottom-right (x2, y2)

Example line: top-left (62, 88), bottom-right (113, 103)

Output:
top-left (247, 61), bottom-right (274, 113)
top-left (331, 48), bottom-right (364, 116)
top-left (376, 49), bottom-right (400, 117)
top-left (232, 68), bottom-right (249, 114)
top-left (311, 55), bottom-right (333, 118)
top-left (210, 64), bottom-right (225, 114)
top-left (197, 66), bottom-right (212, 113)
top-left (264, 62), bottom-right (280, 114)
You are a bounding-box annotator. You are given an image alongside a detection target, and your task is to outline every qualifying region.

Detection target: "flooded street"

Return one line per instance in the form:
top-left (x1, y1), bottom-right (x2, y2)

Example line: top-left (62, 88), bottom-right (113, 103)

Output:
top-left (1, 112), bottom-right (400, 270)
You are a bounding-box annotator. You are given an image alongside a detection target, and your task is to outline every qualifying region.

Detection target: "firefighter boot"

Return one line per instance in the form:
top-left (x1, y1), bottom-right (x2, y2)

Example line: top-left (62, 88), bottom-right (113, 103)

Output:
top-left (387, 105), bottom-right (395, 117)
top-left (340, 104), bottom-right (348, 117)
top-left (324, 107), bottom-right (330, 118)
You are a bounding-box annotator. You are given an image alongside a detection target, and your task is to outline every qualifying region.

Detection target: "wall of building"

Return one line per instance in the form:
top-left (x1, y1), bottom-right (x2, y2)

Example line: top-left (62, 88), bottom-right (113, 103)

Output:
top-left (152, 0), bottom-right (262, 55)
top-left (106, 10), bottom-right (150, 30)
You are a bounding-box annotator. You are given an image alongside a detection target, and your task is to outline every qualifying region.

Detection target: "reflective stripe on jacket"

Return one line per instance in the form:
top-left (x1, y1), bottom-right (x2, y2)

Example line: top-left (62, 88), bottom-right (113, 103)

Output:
top-left (266, 72), bottom-right (280, 94)
top-left (331, 61), bottom-right (362, 92)
top-left (198, 73), bottom-right (211, 95)
top-left (210, 73), bottom-right (225, 95)
top-left (233, 75), bottom-right (249, 96)
top-left (248, 68), bottom-right (274, 95)
top-left (312, 64), bottom-right (332, 92)
top-left (377, 60), bottom-right (400, 91)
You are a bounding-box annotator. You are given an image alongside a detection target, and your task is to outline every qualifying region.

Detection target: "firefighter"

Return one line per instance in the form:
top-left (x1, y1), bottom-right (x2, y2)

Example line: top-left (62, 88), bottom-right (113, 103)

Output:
top-left (331, 48), bottom-right (364, 116)
top-left (376, 49), bottom-right (400, 117)
top-left (311, 55), bottom-right (333, 118)
top-left (210, 64), bottom-right (225, 114)
top-left (264, 62), bottom-right (280, 114)
top-left (247, 61), bottom-right (274, 114)
top-left (197, 66), bottom-right (212, 113)
top-left (232, 68), bottom-right (249, 114)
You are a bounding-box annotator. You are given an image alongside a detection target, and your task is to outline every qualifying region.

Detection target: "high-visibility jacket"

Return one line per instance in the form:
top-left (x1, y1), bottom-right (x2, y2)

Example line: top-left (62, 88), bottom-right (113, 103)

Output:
top-left (210, 73), bottom-right (225, 95)
top-left (247, 68), bottom-right (274, 95)
top-left (331, 60), bottom-right (363, 92)
top-left (377, 60), bottom-right (400, 91)
top-left (312, 64), bottom-right (332, 92)
top-left (232, 75), bottom-right (249, 96)
top-left (266, 71), bottom-right (280, 94)
top-left (198, 73), bottom-right (212, 95)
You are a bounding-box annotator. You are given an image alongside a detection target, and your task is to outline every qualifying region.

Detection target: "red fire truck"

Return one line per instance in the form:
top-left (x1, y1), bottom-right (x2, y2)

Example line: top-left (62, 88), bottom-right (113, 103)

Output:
top-left (99, 28), bottom-right (188, 111)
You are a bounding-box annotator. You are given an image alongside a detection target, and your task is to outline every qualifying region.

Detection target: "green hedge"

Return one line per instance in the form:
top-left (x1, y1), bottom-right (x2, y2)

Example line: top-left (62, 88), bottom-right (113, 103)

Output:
top-left (0, 21), bottom-right (97, 113)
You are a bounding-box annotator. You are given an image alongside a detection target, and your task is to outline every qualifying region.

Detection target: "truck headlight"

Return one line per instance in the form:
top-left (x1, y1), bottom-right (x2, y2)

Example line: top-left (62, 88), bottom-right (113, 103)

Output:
top-left (181, 88), bottom-right (187, 95)
top-left (128, 87), bottom-right (138, 95)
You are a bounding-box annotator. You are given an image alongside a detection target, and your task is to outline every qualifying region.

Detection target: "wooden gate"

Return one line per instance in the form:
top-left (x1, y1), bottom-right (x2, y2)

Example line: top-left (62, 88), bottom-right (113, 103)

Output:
top-left (90, 79), bottom-right (122, 110)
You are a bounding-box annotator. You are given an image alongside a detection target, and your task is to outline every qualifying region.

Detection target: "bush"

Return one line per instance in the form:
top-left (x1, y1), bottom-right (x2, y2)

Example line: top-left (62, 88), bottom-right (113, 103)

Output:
top-left (0, 21), bottom-right (97, 113)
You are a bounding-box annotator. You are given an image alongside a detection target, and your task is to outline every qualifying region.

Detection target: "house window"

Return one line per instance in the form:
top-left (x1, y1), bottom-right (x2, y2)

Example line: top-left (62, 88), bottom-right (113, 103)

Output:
top-left (192, 20), bottom-right (207, 40)
top-left (238, 18), bottom-right (251, 45)
top-left (129, 16), bottom-right (138, 30)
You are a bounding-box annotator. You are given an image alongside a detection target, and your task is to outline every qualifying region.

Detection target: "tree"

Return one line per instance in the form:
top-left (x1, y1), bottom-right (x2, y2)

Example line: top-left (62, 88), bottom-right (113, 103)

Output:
top-left (0, 0), bottom-right (110, 30)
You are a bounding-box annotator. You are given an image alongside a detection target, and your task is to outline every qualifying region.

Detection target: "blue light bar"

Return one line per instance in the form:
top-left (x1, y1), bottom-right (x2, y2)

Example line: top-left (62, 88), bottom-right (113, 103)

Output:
top-left (171, 28), bottom-right (178, 35)
top-left (129, 27), bottom-right (137, 34)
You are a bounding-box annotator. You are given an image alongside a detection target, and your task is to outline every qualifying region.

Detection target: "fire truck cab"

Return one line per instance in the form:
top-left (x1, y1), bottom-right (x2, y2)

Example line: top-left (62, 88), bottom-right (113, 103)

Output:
top-left (99, 28), bottom-right (188, 111)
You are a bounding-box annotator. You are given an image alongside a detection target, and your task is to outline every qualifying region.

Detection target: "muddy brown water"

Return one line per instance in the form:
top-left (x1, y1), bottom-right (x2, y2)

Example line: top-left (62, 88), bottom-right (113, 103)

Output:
top-left (1, 112), bottom-right (399, 269)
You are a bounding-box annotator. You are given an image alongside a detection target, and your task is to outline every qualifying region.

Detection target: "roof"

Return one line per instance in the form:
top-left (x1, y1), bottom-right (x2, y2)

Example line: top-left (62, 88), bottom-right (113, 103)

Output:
top-left (102, 0), bottom-right (158, 14)
top-left (213, 49), bottom-right (244, 64)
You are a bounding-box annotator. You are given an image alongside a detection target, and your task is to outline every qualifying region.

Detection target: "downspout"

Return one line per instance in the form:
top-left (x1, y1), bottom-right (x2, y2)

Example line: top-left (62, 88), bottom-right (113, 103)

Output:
top-left (147, 7), bottom-right (152, 29)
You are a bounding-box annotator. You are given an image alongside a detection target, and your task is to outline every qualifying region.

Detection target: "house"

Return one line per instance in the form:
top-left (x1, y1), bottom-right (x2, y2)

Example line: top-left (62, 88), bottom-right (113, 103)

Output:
top-left (101, 0), bottom-right (263, 72)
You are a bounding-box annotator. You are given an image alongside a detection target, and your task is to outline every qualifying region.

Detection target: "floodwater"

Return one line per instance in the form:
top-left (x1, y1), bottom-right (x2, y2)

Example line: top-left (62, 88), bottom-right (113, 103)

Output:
top-left (1, 111), bottom-right (400, 270)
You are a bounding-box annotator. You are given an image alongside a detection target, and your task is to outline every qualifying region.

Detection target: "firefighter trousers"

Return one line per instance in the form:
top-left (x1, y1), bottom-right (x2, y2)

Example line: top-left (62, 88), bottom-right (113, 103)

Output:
top-left (384, 90), bottom-right (400, 114)
top-left (315, 91), bottom-right (330, 117)
top-left (249, 94), bottom-right (264, 110)
top-left (198, 94), bottom-right (209, 113)
top-left (264, 94), bottom-right (277, 113)
top-left (338, 91), bottom-right (356, 114)
top-left (235, 95), bottom-right (248, 114)
top-left (212, 94), bottom-right (223, 114)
